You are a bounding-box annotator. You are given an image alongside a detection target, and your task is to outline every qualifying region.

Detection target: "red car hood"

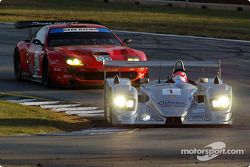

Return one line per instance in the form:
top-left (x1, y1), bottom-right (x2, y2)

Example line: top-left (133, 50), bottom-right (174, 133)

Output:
top-left (53, 45), bottom-right (141, 61)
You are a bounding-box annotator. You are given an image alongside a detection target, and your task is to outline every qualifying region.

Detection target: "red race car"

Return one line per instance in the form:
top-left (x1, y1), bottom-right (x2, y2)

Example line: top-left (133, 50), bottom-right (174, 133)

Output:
top-left (13, 21), bottom-right (148, 87)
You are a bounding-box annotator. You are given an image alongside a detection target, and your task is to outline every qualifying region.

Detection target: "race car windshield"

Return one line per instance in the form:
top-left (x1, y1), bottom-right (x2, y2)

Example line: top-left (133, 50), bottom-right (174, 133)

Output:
top-left (48, 32), bottom-right (122, 47)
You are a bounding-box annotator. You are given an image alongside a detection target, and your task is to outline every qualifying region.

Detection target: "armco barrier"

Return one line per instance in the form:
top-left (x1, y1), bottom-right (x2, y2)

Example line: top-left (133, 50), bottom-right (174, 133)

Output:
top-left (105, 0), bottom-right (250, 11)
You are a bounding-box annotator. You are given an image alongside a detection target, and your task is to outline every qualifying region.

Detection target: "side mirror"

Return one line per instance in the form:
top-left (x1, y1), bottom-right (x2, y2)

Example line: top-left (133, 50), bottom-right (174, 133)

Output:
top-left (139, 78), bottom-right (149, 84)
top-left (198, 78), bottom-right (209, 83)
top-left (32, 39), bottom-right (44, 47)
top-left (123, 38), bottom-right (133, 45)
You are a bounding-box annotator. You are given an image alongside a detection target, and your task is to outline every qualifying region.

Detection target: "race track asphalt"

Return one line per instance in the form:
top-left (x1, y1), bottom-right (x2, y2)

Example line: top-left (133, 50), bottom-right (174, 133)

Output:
top-left (0, 23), bottom-right (249, 167)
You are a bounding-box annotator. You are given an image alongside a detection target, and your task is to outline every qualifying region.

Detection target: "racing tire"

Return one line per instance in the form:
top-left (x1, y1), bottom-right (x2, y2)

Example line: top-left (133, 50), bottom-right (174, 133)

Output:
top-left (104, 99), bottom-right (114, 127)
top-left (104, 83), bottom-right (114, 126)
top-left (104, 95), bottom-right (109, 125)
top-left (42, 57), bottom-right (52, 88)
top-left (104, 105), bottom-right (113, 126)
top-left (109, 109), bottom-right (114, 127)
top-left (13, 48), bottom-right (22, 80)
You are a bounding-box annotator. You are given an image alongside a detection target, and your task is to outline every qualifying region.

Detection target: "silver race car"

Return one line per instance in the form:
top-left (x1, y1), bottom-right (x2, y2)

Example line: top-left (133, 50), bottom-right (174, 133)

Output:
top-left (104, 60), bottom-right (232, 126)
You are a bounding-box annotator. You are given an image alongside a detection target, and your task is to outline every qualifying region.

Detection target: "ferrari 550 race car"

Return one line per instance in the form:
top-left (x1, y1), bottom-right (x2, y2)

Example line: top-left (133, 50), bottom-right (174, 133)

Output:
top-left (13, 21), bottom-right (148, 87)
top-left (104, 60), bottom-right (232, 126)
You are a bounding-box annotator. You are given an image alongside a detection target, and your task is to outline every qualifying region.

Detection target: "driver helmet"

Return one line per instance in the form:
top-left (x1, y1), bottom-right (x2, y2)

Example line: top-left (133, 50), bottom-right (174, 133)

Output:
top-left (172, 71), bottom-right (188, 83)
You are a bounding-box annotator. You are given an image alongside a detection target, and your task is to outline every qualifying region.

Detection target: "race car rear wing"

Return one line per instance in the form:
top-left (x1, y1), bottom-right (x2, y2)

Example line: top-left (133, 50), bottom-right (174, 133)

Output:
top-left (104, 60), bottom-right (222, 78)
top-left (15, 20), bottom-right (102, 41)
top-left (14, 20), bottom-right (102, 29)
top-left (104, 60), bottom-right (220, 68)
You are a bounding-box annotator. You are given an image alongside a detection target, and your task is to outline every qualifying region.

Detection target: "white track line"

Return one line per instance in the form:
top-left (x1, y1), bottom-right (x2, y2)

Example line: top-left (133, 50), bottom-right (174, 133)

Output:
top-left (40, 104), bottom-right (81, 109)
top-left (114, 30), bottom-right (250, 44)
top-left (74, 113), bottom-right (104, 117)
top-left (53, 107), bottom-right (100, 112)
top-left (21, 101), bottom-right (60, 106)
top-left (7, 99), bottom-right (37, 103)
top-left (65, 110), bottom-right (104, 115)
top-left (0, 22), bottom-right (14, 25)
top-left (42, 128), bottom-right (131, 136)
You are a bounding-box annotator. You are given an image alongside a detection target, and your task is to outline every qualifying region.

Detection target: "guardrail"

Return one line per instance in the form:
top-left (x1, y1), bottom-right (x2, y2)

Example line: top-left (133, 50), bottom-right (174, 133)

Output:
top-left (105, 0), bottom-right (250, 11)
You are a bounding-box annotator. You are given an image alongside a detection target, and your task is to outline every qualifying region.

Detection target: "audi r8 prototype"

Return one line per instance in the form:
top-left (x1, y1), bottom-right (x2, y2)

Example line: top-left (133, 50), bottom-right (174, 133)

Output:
top-left (13, 21), bottom-right (148, 87)
top-left (104, 60), bottom-right (233, 126)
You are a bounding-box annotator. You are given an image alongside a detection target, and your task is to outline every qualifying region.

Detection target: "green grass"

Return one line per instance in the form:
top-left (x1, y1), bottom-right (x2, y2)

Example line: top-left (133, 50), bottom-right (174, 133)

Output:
top-left (1, 0), bottom-right (250, 40)
top-left (0, 100), bottom-right (90, 136)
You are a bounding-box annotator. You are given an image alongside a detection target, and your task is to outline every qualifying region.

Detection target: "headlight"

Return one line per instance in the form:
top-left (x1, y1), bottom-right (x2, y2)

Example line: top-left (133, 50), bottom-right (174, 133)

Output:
top-left (66, 58), bottom-right (84, 66)
top-left (127, 57), bottom-right (140, 61)
top-left (126, 100), bottom-right (134, 108)
top-left (141, 113), bottom-right (151, 121)
top-left (211, 96), bottom-right (230, 110)
top-left (113, 96), bottom-right (126, 108)
top-left (113, 95), bottom-right (135, 110)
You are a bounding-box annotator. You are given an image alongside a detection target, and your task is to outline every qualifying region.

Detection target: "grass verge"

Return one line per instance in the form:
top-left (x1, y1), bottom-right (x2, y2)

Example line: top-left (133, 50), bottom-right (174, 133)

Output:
top-left (1, 0), bottom-right (250, 40)
top-left (0, 100), bottom-right (90, 136)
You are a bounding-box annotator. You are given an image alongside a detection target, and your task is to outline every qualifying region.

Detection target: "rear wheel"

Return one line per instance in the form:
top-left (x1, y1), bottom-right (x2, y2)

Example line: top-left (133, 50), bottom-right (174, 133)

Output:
top-left (13, 48), bottom-right (22, 80)
top-left (42, 57), bottom-right (52, 87)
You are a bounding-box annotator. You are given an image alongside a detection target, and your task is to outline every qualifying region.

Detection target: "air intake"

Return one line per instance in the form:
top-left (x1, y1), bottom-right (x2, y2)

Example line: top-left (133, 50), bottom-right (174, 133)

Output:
top-left (214, 75), bottom-right (220, 84)
top-left (114, 75), bottom-right (120, 84)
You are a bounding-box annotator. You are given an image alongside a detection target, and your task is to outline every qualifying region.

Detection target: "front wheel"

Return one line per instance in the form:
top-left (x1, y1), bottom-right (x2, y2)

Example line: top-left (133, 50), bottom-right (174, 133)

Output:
top-left (104, 97), bottom-right (114, 126)
top-left (104, 98), bottom-right (114, 126)
top-left (42, 58), bottom-right (52, 87)
top-left (13, 49), bottom-right (22, 80)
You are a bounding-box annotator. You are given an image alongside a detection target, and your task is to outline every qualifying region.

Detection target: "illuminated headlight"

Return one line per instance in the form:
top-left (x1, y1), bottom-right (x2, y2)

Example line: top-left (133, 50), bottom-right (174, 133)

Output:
top-left (113, 96), bottom-right (126, 108)
top-left (211, 96), bottom-right (230, 110)
top-left (127, 57), bottom-right (140, 61)
top-left (66, 58), bottom-right (84, 66)
top-left (126, 100), bottom-right (134, 108)
top-left (141, 113), bottom-right (151, 121)
top-left (113, 95), bottom-right (135, 110)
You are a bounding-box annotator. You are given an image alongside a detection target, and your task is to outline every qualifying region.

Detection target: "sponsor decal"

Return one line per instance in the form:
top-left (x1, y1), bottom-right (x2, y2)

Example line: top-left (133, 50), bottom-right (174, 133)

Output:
top-left (193, 108), bottom-right (205, 113)
top-left (49, 28), bottom-right (111, 33)
top-left (64, 28), bottom-right (99, 32)
top-left (94, 55), bottom-right (112, 62)
top-left (158, 100), bottom-right (185, 107)
top-left (162, 88), bottom-right (181, 95)
top-left (181, 142), bottom-right (245, 161)
top-left (167, 95), bottom-right (177, 99)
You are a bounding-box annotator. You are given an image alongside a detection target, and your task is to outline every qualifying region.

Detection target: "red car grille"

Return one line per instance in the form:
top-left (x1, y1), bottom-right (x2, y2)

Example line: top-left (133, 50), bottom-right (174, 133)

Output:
top-left (76, 72), bottom-right (138, 80)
